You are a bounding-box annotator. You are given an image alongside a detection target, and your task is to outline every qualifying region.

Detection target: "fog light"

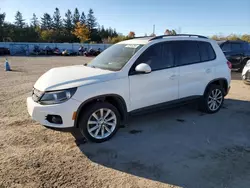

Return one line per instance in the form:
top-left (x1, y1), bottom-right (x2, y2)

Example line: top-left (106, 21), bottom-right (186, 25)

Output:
top-left (46, 115), bottom-right (63, 124)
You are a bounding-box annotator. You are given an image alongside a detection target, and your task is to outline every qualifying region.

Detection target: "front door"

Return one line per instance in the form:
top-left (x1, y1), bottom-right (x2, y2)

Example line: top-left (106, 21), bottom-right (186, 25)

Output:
top-left (128, 42), bottom-right (179, 111)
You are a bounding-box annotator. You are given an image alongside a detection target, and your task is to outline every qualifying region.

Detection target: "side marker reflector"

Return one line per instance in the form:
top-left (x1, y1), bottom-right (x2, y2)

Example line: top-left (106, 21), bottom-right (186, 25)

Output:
top-left (72, 112), bottom-right (77, 120)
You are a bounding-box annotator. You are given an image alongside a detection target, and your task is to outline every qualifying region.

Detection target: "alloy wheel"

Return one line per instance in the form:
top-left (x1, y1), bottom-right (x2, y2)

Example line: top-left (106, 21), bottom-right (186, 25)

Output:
top-left (208, 89), bottom-right (223, 111)
top-left (87, 108), bottom-right (117, 139)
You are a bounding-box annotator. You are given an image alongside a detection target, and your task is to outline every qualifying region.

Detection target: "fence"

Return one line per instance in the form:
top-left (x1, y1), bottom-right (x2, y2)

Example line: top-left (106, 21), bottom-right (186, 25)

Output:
top-left (0, 42), bottom-right (112, 56)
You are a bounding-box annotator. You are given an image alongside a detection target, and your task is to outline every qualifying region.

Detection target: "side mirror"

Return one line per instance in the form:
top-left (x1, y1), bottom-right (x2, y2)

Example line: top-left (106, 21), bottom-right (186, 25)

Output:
top-left (135, 63), bottom-right (151, 74)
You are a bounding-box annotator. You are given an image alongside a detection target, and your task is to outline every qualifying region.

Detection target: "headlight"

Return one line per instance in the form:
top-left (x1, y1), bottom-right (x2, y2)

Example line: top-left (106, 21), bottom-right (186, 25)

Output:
top-left (40, 88), bottom-right (77, 105)
top-left (246, 60), bottom-right (250, 67)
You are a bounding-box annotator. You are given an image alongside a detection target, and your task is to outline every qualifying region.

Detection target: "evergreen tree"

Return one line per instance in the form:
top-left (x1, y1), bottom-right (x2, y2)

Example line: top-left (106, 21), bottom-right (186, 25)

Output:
top-left (31, 13), bottom-right (39, 27)
top-left (0, 11), bottom-right (5, 26)
top-left (113, 29), bottom-right (118, 37)
top-left (86, 9), bottom-right (96, 30)
top-left (53, 8), bottom-right (62, 30)
top-left (64, 9), bottom-right (73, 31)
top-left (15, 11), bottom-right (25, 28)
top-left (73, 8), bottom-right (80, 26)
top-left (80, 12), bottom-right (86, 25)
top-left (41, 13), bottom-right (52, 30)
top-left (0, 11), bottom-right (6, 41)
top-left (108, 27), bottom-right (113, 37)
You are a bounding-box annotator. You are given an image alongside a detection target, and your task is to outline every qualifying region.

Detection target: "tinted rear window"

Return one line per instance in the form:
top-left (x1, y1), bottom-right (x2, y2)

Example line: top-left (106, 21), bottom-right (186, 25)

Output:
top-left (231, 43), bottom-right (242, 51)
top-left (175, 41), bottom-right (200, 66)
top-left (221, 43), bottom-right (231, 51)
top-left (198, 42), bottom-right (216, 61)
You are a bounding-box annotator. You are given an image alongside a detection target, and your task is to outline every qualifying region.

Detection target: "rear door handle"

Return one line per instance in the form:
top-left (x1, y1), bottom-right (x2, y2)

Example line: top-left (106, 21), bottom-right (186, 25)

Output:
top-left (206, 69), bottom-right (211, 73)
top-left (170, 75), bottom-right (177, 80)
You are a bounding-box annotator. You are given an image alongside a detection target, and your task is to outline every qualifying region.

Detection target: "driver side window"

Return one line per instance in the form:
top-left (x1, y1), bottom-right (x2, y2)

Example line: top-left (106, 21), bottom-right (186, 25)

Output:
top-left (136, 43), bottom-right (162, 70)
top-left (129, 43), bottom-right (162, 75)
top-left (129, 42), bottom-right (175, 75)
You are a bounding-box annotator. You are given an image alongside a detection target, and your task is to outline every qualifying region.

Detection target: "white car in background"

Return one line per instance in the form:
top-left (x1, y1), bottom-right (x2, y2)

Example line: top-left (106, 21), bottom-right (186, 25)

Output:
top-left (27, 34), bottom-right (231, 143)
top-left (242, 60), bottom-right (250, 84)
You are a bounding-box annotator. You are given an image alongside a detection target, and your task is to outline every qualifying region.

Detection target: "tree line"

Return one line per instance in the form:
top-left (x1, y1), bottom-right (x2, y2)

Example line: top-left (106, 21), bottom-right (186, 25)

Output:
top-left (211, 34), bottom-right (250, 43)
top-left (0, 8), bottom-right (122, 43)
top-left (1, 8), bottom-right (249, 44)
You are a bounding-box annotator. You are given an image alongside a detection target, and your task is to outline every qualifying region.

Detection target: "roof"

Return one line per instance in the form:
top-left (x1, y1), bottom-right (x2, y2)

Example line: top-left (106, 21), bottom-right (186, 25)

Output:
top-left (119, 34), bottom-right (210, 45)
top-left (119, 37), bottom-right (152, 45)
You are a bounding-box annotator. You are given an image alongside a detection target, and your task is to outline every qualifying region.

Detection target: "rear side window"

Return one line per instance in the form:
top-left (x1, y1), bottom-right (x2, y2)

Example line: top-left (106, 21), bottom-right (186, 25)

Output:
top-left (231, 43), bottom-right (242, 51)
top-left (175, 41), bottom-right (200, 66)
top-left (198, 42), bottom-right (216, 61)
top-left (221, 43), bottom-right (231, 52)
top-left (162, 43), bottom-right (174, 68)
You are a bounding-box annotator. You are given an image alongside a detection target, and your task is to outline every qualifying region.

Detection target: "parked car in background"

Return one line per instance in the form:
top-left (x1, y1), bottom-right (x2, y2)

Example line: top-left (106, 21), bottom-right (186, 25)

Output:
top-left (27, 34), bottom-right (231, 143)
top-left (44, 46), bottom-right (53, 55)
top-left (33, 45), bottom-right (41, 55)
top-left (62, 49), bottom-right (77, 56)
top-left (242, 60), bottom-right (250, 84)
top-left (217, 40), bottom-right (250, 72)
top-left (0, 47), bottom-right (10, 55)
top-left (53, 47), bottom-right (61, 56)
top-left (84, 48), bottom-right (101, 56)
top-left (78, 46), bottom-right (86, 56)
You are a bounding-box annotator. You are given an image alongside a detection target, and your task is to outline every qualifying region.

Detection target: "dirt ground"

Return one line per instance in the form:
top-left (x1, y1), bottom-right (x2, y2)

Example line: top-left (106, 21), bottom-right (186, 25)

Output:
top-left (0, 56), bottom-right (250, 188)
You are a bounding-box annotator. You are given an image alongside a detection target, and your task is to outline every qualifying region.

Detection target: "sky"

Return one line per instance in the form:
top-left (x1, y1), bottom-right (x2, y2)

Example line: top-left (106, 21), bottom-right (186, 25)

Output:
top-left (1, 0), bottom-right (250, 37)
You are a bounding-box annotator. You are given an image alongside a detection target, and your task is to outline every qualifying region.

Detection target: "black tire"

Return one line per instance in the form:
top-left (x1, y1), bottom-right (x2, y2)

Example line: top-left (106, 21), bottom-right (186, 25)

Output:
top-left (243, 81), bottom-right (250, 85)
top-left (199, 84), bottom-right (224, 114)
top-left (78, 102), bottom-right (121, 143)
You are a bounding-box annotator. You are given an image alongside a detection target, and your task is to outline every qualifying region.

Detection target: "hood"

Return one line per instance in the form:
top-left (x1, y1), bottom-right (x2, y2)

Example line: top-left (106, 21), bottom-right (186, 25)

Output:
top-left (34, 65), bottom-right (117, 91)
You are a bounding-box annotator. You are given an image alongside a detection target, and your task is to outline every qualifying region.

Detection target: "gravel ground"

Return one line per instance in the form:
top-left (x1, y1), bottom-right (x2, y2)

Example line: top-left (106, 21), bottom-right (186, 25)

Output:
top-left (0, 56), bottom-right (250, 188)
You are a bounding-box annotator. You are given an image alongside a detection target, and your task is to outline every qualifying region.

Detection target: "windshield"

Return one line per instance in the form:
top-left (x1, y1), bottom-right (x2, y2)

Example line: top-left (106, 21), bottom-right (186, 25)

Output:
top-left (87, 44), bottom-right (143, 71)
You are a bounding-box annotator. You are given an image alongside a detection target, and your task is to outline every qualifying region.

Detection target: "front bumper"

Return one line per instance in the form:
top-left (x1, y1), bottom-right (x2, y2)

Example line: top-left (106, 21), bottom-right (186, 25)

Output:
top-left (27, 97), bottom-right (81, 128)
top-left (242, 67), bottom-right (250, 83)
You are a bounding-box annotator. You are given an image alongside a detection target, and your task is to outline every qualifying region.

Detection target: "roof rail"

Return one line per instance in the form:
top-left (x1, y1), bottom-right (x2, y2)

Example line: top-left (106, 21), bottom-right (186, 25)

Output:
top-left (132, 36), bottom-right (152, 39)
top-left (149, 34), bottom-right (208, 41)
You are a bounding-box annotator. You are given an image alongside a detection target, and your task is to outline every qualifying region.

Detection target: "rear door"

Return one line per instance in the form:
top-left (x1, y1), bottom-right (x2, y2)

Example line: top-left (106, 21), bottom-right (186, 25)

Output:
top-left (176, 41), bottom-right (216, 98)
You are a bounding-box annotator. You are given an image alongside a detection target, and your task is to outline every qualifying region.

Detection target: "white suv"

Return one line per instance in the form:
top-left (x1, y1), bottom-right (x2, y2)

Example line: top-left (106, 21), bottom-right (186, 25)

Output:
top-left (242, 60), bottom-right (250, 84)
top-left (27, 34), bottom-right (231, 142)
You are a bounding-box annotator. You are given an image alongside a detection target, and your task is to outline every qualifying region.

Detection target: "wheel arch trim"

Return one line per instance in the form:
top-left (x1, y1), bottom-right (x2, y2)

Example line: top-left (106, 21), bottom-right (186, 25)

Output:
top-left (74, 94), bottom-right (128, 127)
top-left (204, 78), bottom-right (229, 96)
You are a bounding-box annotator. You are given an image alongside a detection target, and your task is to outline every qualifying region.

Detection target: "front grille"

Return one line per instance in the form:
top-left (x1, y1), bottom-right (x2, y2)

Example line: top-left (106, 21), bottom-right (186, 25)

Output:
top-left (32, 88), bottom-right (44, 102)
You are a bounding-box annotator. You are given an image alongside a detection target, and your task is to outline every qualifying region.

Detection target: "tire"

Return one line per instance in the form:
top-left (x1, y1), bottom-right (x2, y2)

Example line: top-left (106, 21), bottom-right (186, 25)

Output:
top-left (199, 84), bottom-right (224, 114)
top-left (243, 80), bottom-right (250, 85)
top-left (78, 102), bottom-right (121, 143)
